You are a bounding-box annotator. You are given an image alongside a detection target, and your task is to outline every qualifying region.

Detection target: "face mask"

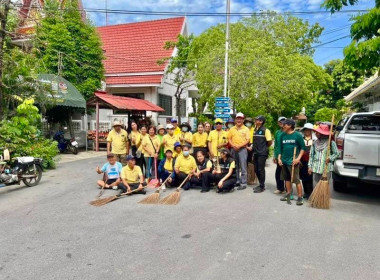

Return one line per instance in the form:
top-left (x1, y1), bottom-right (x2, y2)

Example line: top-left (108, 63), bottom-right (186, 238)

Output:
top-left (228, 124), bottom-right (233, 129)
top-left (245, 122), bottom-right (252, 128)
top-left (182, 127), bottom-right (188, 132)
top-left (183, 151), bottom-right (190, 157)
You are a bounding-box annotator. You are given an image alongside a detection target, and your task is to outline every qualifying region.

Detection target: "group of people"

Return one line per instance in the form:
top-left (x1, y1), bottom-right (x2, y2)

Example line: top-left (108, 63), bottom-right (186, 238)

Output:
top-left (96, 113), bottom-right (339, 206)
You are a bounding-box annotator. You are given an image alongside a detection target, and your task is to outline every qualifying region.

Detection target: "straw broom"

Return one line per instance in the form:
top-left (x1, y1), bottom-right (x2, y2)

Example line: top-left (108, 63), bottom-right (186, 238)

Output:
top-left (89, 188), bottom-right (144, 207)
top-left (309, 115), bottom-right (335, 209)
top-left (139, 174), bottom-right (172, 204)
top-left (159, 174), bottom-right (190, 205)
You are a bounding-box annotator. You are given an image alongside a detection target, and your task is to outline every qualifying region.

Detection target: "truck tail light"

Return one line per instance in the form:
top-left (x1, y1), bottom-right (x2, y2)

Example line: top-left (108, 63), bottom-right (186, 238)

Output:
top-left (336, 136), bottom-right (344, 159)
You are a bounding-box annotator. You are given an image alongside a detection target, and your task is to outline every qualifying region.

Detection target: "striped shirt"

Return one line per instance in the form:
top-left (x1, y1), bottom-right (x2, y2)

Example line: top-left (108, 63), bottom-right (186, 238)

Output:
top-left (308, 141), bottom-right (339, 174)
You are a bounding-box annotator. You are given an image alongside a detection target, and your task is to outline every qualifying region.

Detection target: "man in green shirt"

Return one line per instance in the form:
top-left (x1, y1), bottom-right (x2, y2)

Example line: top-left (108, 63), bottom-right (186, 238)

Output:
top-left (273, 117), bottom-right (286, 194)
top-left (278, 119), bottom-right (305, 205)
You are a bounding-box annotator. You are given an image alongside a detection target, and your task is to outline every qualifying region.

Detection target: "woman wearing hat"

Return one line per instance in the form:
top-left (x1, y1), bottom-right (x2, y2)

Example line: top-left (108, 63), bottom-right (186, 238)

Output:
top-left (308, 124), bottom-right (339, 189)
top-left (179, 122), bottom-right (193, 146)
top-left (156, 125), bottom-right (166, 169)
top-left (300, 123), bottom-right (314, 199)
top-left (192, 123), bottom-right (208, 157)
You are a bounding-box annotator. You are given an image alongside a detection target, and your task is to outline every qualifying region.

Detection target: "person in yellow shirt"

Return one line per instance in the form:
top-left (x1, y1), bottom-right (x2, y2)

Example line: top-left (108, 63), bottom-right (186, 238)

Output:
top-left (189, 150), bottom-right (213, 192)
top-left (204, 122), bottom-right (211, 135)
top-left (207, 118), bottom-right (228, 159)
top-left (107, 121), bottom-right (129, 165)
top-left (173, 142), bottom-right (183, 158)
top-left (179, 122), bottom-right (193, 146)
top-left (174, 145), bottom-right (196, 190)
top-left (119, 155), bottom-right (147, 194)
top-left (162, 124), bottom-right (180, 153)
top-left (251, 115), bottom-right (273, 193)
top-left (192, 123), bottom-right (208, 157)
top-left (129, 121), bottom-right (143, 168)
top-left (158, 149), bottom-right (175, 188)
top-left (138, 125), bottom-right (148, 172)
top-left (141, 126), bottom-right (160, 180)
top-left (171, 118), bottom-right (182, 136)
top-left (227, 112), bottom-right (250, 190)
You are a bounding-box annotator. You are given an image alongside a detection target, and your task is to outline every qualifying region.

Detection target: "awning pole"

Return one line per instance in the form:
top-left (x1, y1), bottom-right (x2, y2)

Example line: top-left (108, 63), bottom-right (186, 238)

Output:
top-left (85, 107), bottom-right (88, 152)
top-left (96, 102), bottom-right (99, 152)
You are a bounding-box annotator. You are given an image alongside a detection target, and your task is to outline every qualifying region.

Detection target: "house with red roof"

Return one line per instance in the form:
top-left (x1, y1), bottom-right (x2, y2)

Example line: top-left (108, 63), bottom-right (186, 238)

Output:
top-left (94, 17), bottom-right (194, 127)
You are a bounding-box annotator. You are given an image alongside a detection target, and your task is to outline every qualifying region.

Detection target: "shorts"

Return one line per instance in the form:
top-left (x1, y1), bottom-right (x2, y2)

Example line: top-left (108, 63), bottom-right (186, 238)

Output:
top-left (106, 178), bottom-right (118, 185)
top-left (280, 165), bottom-right (301, 184)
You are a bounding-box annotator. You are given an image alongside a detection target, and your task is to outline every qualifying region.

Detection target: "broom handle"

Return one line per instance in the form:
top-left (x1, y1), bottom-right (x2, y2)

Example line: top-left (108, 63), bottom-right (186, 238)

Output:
top-left (118, 186), bottom-right (146, 197)
top-left (176, 174), bottom-right (190, 190)
top-left (291, 147), bottom-right (297, 184)
top-left (157, 172), bottom-right (173, 191)
top-left (322, 115), bottom-right (335, 177)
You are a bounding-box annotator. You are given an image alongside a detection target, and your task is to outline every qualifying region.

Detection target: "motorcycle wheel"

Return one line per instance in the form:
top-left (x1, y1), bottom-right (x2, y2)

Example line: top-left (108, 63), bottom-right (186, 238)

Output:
top-left (69, 146), bottom-right (78, 155)
top-left (23, 165), bottom-right (42, 187)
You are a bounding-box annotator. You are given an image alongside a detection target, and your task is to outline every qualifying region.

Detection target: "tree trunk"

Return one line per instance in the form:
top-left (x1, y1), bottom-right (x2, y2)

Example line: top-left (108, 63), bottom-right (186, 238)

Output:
top-left (0, 0), bottom-right (11, 120)
top-left (176, 88), bottom-right (184, 125)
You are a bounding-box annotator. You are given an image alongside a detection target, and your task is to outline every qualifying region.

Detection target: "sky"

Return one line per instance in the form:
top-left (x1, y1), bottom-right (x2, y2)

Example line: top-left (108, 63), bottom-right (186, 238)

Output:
top-left (82, 0), bottom-right (375, 67)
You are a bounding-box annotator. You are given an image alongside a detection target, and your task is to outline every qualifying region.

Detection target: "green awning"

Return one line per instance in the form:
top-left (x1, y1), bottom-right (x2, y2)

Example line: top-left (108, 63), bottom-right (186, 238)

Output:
top-left (38, 74), bottom-right (86, 109)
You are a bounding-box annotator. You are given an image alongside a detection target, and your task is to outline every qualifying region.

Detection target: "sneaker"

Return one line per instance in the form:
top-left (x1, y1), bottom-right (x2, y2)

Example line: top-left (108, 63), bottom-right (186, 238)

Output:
top-left (253, 187), bottom-right (265, 193)
top-left (296, 197), bottom-right (304, 206)
top-left (237, 185), bottom-right (247, 190)
top-left (200, 189), bottom-right (210, 193)
top-left (112, 186), bottom-right (118, 190)
top-left (216, 188), bottom-right (222, 193)
top-left (290, 194), bottom-right (294, 200)
top-left (280, 193), bottom-right (292, 204)
top-left (273, 189), bottom-right (285, 194)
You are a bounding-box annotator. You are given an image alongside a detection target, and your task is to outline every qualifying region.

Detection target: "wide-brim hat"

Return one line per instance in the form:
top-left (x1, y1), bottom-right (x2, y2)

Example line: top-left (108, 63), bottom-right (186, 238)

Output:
top-left (301, 123), bottom-right (314, 131)
top-left (244, 117), bottom-right (253, 124)
top-left (313, 124), bottom-right (331, 136)
top-left (113, 120), bottom-right (122, 127)
top-left (180, 122), bottom-right (192, 131)
top-left (156, 125), bottom-right (165, 132)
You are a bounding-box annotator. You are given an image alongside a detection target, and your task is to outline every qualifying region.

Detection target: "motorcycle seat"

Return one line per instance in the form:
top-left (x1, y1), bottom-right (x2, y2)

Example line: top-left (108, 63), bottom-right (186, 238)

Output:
top-left (17, 157), bottom-right (35, 163)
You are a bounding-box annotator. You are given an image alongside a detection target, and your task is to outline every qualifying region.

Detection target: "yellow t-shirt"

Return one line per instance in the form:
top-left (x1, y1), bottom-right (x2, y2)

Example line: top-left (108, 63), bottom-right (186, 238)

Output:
top-left (180, 132), bottom-right (193, 145)
top-left (249, 127), bottom-right (254, 144)
top-left (207, 130), bottom-right (228, 156)
top-left (173, 126), bottom-right (181, 136)
top-left (163, 134), bottom-right (180, 153)
top-left (129, 131), bottom-right (142, 149)
top-left (174, 155), bottom-right (197, 174)
top-left (121, 165), bottom-right (143, 184)
top-left (192, 132), bottom-right (208, 147)
top-left (196, 160), bottom-right (212, 173)
top-left (173, 150), bottom-right (182, 158)
top-left (139, 134), bottom-right (148, 153)
top-left (227, 125), bottom-right (250, 147)
top-left (141, 135), bottom-right (160, 157)
top-left (106, 129), bottom-right (128, 154)
top-left (164, 158), bottom-right (174, 172)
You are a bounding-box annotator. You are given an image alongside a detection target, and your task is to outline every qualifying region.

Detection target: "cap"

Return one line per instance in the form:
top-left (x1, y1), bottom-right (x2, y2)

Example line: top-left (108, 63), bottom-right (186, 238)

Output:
top-left (107, 153), bottom-right (115, 158)
top-left (166, 124), bottom-right (174, 129)
top-left (236, 112), bottom-right (245, 119)
top-left (112, 120), bottom-right (122, 127)
top-left (180, 122), bottom-right (191, 130)
top-left (278, 116), bottom-right (286, 122)
top-left (214, 118), bottom-right (223, 124)
top-left (171, 118), bottom-right (178, 123)
top-left (283, 119), bottom-right (296, 126)
top-left (174, 142), bottom-right (182, 149)
top-left (255, 115), bottom-right (266, 122)
top-left (218, 147), bottom-right (230, 156)
top-left (156, 124), bottom-right (165, 132)
top-left (126, 155), bottom-right (135, 161)
top-left (301, 123), bottom-right (314, 131)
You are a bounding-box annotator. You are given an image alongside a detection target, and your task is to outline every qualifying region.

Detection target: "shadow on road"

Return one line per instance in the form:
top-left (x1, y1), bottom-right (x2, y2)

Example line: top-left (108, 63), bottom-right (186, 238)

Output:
top-left (331, 182), bottom-right (380, 206)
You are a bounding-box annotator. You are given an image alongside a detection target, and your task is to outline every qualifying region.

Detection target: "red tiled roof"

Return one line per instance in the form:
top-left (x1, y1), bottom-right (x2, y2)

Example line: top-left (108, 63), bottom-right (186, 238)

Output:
top-left (97, 17), bottom-right (185, 75)
top-left (106, 75), bottom-right (162, 85)
top-left (87, 91), bottom-right (164, 112)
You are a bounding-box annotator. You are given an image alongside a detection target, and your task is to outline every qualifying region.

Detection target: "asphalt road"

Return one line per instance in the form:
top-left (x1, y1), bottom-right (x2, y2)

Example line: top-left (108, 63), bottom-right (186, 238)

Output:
top-left (0, 156), bottom-right (380, 280)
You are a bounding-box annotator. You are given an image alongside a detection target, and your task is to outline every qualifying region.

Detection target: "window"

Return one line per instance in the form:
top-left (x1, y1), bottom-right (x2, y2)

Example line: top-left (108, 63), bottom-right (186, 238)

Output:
top-left (113, 93), bottom-right (144, 99)
top-left (347, 115), bottom-right (380, 132)
top-left (158, 94), bottom-right (172, 116)
top-left (71, 120), bottom-right (83, 132)
top-left (92, 121), bottom-right (111, 131)
top-left (179, 99), bottom-right (186, 117)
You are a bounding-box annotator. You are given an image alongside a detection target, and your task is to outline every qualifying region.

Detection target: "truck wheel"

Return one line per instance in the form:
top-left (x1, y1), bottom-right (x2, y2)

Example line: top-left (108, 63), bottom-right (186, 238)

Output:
top-left (333, 179), bottom-right (348, 192)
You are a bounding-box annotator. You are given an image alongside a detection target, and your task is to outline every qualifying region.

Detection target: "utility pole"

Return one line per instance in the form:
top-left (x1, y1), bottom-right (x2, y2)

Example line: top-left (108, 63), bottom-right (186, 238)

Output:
top-left (105, 0), bottom-right (108, 26)
top-left (223, 0), bottom-right (230, 97)
top-left (0, 0), bottom-right (11, 120)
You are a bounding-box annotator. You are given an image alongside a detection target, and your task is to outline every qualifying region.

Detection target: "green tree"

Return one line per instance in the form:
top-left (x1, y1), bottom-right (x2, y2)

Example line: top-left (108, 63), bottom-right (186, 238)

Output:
top-left (322, 0), bottom-right (380, 71)
top-left (190, 13), bottom-right (331, 130)
top-left (314, 107), bottom-right (339, 123)
top-left (36, 0), bottom-right (104, 100)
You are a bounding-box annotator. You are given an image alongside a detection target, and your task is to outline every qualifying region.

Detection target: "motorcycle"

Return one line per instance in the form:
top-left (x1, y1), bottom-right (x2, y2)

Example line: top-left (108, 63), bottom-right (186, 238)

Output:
top-left (53, 128), bottom-right (79, 155)
top-left (0, 144), bottom-right (43, 188)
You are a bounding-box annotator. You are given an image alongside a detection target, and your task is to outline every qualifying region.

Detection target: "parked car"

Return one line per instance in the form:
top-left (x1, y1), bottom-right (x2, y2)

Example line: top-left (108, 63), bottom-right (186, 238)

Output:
top-left (333, 111), bottom-right (380, 191)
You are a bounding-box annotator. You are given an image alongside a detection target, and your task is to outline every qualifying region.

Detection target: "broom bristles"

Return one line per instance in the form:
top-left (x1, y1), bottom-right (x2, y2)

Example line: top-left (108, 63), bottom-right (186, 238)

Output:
top-left (89, 195), bottom-right (118, 207)
top-left (138, 192), bottom-right (160, 204)
top-left (309, 179), bottom-right (330, 209)
top-left (159, 190), bottom-right (180, 205)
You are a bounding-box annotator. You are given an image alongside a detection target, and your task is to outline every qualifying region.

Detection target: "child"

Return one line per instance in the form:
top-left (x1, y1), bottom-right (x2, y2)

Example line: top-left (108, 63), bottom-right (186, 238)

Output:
top-left (96, 153), bottom-right (122, 190)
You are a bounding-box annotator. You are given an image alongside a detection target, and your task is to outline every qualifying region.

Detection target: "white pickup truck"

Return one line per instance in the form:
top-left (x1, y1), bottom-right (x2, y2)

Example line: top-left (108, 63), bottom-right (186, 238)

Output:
top-left (333, 111), bottom-right (380, 191)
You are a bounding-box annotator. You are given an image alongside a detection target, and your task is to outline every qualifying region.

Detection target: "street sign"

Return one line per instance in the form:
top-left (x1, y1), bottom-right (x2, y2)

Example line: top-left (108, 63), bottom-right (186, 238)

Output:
top-left (215, 114), bottom-right (231, 118)
top-left (215, 97), bottom-right (230, 102)
top-left (215, 102), bottom-right (230, 108)
top-left (214, 108), bottom-right (231, 114)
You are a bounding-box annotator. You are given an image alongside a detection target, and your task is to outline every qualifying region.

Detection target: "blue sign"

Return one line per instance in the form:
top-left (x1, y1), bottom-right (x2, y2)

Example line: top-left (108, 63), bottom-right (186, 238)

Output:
top-left (214, 108), bottom-right (231, 114)
top-left (215, 97), bottom-right (230, 102)
top-left (215, 114), bottom-right (231, 118)
top-left (215, 102), bottom-right (230, 108)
